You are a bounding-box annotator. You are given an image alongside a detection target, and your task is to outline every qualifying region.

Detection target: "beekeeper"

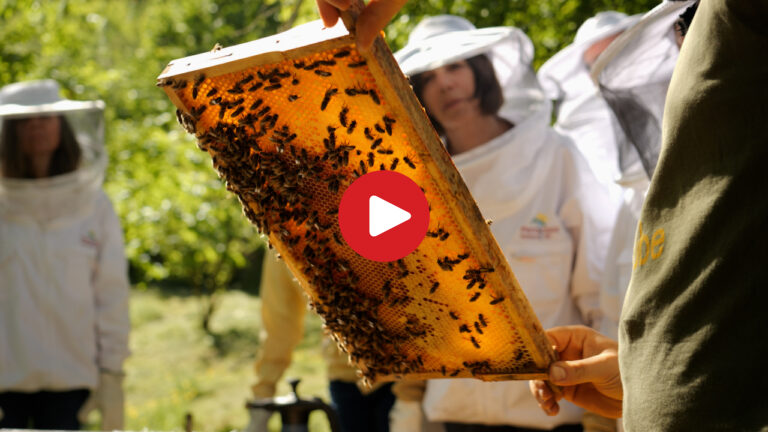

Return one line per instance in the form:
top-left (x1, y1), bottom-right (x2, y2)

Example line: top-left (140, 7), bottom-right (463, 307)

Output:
top-left (0, 79), bottom-right (130, 430)
top-left (587, 0), bottom-right (698, 341)
top-left (537, 11), bottom-right (640, 205)
top-left (389, 15), bottom-right (614, 432)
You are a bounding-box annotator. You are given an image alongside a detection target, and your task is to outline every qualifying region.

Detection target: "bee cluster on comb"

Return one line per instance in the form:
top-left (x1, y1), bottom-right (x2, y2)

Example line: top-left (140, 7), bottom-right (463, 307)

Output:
top-left (158, 19), bottom-right (556, 384)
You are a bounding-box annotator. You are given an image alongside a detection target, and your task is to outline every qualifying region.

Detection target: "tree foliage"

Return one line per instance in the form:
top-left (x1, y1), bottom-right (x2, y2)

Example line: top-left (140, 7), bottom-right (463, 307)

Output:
top-left (1, 0), bottom-right (660, 295)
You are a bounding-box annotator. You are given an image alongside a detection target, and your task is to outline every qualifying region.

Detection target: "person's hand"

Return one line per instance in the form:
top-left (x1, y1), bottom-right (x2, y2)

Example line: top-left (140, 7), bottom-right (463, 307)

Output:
top-left (244, 407), bottom-right (272, 432)
top-left (316, 0), bottom-right (408, 51)
top-left (78, 370), bottom-right (125, 430)
top-left (529, 325), bottom-right (623, 419)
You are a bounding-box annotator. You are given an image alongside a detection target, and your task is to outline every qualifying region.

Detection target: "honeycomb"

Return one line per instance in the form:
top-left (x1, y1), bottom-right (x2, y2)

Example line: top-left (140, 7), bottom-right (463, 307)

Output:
top-left (158, 18), bottom-right (557, 384)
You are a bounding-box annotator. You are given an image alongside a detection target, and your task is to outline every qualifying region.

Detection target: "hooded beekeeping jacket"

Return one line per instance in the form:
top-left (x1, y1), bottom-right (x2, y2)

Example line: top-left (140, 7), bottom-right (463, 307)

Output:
top-left (0, 80), bottom-right (130, 393)
top-left (394, 16), bottom-right (614, 429)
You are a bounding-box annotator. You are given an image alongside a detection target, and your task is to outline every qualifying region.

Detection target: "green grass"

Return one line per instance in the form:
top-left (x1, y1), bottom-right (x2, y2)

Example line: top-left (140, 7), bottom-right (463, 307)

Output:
top-left (93, 289), bottom-right (333, 432)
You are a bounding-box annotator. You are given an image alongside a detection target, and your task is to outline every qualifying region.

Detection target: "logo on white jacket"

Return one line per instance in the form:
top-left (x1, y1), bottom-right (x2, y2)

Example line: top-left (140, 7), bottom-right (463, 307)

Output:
top-left (519, 214), bottom-right (560, 239)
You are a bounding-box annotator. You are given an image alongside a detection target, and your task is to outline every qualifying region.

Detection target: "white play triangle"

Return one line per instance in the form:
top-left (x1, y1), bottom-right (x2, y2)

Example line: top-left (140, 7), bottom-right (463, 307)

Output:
top-left (369, 195), bottom-right (411, 237)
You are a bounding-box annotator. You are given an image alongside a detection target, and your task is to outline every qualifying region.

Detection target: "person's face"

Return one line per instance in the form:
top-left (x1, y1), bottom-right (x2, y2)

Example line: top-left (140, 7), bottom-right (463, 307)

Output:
top-left (15, 115), bottom-right (61, 158)
top-left (583, 32), bottom-right (623, 68)
top-left (419, 60), bottom-right (481, 130)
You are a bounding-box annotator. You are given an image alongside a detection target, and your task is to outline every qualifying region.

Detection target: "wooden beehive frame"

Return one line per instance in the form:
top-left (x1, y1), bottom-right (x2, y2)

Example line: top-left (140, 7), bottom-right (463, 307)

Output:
top-left (158, 5), bottom-right (556, 383)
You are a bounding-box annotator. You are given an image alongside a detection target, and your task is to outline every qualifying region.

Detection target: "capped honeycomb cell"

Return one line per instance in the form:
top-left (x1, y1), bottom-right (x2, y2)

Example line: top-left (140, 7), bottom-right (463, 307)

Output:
top-left (158, 13), bottom-right (557, 384)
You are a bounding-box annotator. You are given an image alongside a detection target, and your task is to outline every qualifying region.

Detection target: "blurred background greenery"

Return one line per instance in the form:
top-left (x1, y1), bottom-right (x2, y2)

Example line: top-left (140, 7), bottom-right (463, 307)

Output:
top-left (1, 0), bottom-right (658, 430)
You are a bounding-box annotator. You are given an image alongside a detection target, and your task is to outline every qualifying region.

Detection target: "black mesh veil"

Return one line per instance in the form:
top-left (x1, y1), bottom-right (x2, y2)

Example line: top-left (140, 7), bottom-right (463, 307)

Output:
top-left (590, 0), bottom-right (698, 178)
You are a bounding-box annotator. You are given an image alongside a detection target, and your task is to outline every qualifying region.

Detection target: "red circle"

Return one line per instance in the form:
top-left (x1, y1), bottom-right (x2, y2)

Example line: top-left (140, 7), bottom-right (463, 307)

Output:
top-left (338, 171), bottom-right (430, 262)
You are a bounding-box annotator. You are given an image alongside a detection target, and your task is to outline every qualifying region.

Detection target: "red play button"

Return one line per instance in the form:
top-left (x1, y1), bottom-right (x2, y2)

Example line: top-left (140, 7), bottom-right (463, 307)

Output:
top-left (338, 171), bottom-right (430, 262)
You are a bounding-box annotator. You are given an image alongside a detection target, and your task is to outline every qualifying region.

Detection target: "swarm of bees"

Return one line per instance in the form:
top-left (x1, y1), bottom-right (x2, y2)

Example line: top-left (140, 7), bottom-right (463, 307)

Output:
top-left (159, 36), bottom-right (552, 384)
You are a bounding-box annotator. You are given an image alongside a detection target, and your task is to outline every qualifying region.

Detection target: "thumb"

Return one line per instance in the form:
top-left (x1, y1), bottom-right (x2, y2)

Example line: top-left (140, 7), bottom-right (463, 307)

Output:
top-left (356, 0), bottom-right (407, 51)
top-left (548, 352), bottom-right (617, 387)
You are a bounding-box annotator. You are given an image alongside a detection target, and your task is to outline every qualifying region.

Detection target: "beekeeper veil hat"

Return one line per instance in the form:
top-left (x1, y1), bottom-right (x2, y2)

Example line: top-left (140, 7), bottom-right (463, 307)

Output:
top-left (0, 79), bottom-right (107, 222)
top-left (394, 15), bottom-right (547, 125)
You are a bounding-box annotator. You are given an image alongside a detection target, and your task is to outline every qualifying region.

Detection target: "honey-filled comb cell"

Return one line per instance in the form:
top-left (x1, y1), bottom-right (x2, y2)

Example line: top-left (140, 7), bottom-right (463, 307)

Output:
top-left (158, 14), bottom-right (557, 385)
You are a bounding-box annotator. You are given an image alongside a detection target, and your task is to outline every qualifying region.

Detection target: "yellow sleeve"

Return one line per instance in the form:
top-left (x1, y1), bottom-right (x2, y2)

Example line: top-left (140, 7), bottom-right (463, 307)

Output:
top-left (251, 251), bottom-right (307, 398)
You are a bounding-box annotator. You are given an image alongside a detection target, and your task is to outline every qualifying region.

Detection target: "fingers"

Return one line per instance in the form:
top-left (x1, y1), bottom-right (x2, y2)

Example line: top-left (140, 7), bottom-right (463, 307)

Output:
top-left (549, 352), bottom-right (617, 384)
top-left (316, 0), bottom-right (342, 28)
top-left (567, 384), bottom-right (623, 419)
top-left (529, 380), bottom-right (561, 416)
top-left (356, 0), bottom-right (408, 51)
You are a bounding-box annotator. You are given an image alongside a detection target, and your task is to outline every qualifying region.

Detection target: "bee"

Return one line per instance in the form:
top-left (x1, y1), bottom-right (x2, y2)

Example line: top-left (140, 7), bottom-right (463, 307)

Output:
top-left (450, 369), bottom-right (460, 377)
top-left (439, 231), bottom-right (450, 241)
top-left (478, 314), bottom-right (487, 327)
top-left (390, 158), bottom-right (399, 170)
top-left (314, 69), bottom-right (332, 77)
top-left (490, 295), bottom-right (505, 305)
top-left (318, 59), bottom-right (337, 66)
top-left (367, 152), bottom-right (374, 167)
top-left (359, 160), bottom-right (368, 174)
top-left (383, 115), bottom-right (395, 135)
top-left (248, 82), bottom-right (263, 92)
top-left (459, 324), bottom-right (471, 333)
top-left (339, 106), bottom-right (349, 127)
top-left (218, 105), bottom-right (228, 119)
top-left (441, 365), bottom-right (447, 376)
top-left (379, 163), bottom-right (386, 171)
top-left (515, 350), bottom-right (525, 362)
top-left (231, 106), bottom-right (245, 117)
top-left (291, 76), bottom-right (300, 85)
top-left (376, 147), bottom-right (393, 155)
top-left (255, 105), bottom-right (270, 118)
top-left (293, 61), bottom-right (306, 69)
top-left (449, 311), bottom-right (459, 320)
top-left (264, 83), bottom-right (282, 91)
top-left (172, 79), bottom-right (188, 90)
top-left (370, 138), bottom-right (383, 150)
top-left (469, 292), bottom-right (481, 302)
top-left (403, 156), bottom-right (416, 169)
top-left (321, 88), bottom-right (338, 111)
top-left (457, 253), bottom-right (469, 260)
top-left (429, 282), bottom-right (439, 294)
top-left (374, 123), bottom-right (385, 134)
top-left (192, 86), bottom-right (200, 100)
top-left (288, 94), bottom-right (300, 102)
top-left (470, 336), bottom-right (480, 349)
top-left (348, 60), bottom-right (367, 68)
top-left (364, 127), bottom-right (374, 141)
top-left (474, 322), bottom-right (484, 334)
top-left (237, 74), bottom-right (254, 86)
top-left (231, 97), bottom-right (245, 106)
top-left (333, 232), bottom-right (344, 246)
top-left (346, 120), bottom-right (357, 134)
top-left (207, 88), bottom-right (219, 97)
top-left (227, 86), bottom-right (244, 94)
top-left (369, 90), bottom-right (381, 105)
top-left (333, 49), bottom-right (351, 58)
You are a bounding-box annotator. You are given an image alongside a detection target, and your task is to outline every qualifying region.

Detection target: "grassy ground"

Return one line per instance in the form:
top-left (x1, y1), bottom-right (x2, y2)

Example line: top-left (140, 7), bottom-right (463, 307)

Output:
top-left (94, 289), bottom-right (333, 432)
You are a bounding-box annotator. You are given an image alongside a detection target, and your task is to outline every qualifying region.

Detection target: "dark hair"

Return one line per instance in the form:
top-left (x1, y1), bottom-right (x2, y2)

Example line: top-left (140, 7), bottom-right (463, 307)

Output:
top-left (674, 2), bottom-right (699, 37)
top-left (410, 54), bottom-right (504, 135)
top-left (0, 115), bottom-right (82, 178)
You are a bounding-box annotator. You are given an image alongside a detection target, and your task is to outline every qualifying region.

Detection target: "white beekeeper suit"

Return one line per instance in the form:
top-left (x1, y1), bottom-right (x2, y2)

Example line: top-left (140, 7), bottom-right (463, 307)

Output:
top-left (391, 16), bottom-right (614, 431)
top-left (590, 0), bottom-right (698, 341)
top-left (0, 80), bottom-right (130, 430)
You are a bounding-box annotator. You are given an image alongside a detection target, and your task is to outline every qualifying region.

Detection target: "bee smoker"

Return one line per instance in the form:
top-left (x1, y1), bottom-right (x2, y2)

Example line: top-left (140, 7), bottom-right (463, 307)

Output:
top-left (246, 378), bottom-right (341, 432)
